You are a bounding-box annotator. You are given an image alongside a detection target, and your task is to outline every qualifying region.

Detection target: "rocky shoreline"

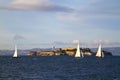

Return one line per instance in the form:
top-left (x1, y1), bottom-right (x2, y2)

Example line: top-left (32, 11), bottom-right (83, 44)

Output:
top-left (27, 47), bottom-right (112, 56)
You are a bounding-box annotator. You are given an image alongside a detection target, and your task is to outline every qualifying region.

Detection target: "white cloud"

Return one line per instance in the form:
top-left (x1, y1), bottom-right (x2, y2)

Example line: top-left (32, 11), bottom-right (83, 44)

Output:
top-left (72, 40), bottom-right (80, 44)
top-left (93, 40), bottom-right (111, 45)
top-left (57, 13), bottom-right (80, 22)
top-left (1, 0), bottom-right (73, 12)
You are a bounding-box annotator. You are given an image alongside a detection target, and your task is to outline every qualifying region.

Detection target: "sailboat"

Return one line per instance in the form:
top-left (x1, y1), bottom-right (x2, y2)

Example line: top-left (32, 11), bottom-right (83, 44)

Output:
top-left (75, 43), bottom-right (84, 58)
top-left (13, 45), bottom-right (18, 58)
top-left (96, 44), bottom-right (104, 58)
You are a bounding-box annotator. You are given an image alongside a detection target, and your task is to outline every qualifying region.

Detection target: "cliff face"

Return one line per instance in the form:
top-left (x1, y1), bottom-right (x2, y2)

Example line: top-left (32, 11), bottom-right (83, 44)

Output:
top-left (65, 51), bottom-right (75, 56)
top-left (84, 52), bottom-right (92, 56)
top-left (27, 51), bottom-right (37, 56)
top-left (27, 50), bottom-right (62, 56)
top-left (37, 51), bottom-right (54, 56)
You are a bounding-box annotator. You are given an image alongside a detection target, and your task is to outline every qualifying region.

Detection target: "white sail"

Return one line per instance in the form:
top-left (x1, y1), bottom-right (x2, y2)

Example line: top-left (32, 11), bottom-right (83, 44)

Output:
top-left (75, 43), bottom-right (84, 58)
top-left (81, 51), bottom-right (84, 58)
top-left (75, 43), bottom-right (80, 57)
top-left (96, 44), bottom-right (104, 58)
top-left (13, 45), bottom-right (18, 58)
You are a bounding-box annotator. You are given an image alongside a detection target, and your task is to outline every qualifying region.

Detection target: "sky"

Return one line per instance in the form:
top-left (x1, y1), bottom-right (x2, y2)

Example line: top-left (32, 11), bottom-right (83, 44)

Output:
top-left (0, 0), bottom-right (120, 49)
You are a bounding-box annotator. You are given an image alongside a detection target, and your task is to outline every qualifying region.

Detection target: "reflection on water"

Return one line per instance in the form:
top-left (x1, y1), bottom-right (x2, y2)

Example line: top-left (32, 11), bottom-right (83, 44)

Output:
top-left (0, 56), bottom-right (120, 80)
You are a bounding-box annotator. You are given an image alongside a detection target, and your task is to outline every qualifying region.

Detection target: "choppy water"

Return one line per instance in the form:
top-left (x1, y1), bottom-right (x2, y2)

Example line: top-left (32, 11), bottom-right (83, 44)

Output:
top-left (0, 56), bottom-right (120, 80)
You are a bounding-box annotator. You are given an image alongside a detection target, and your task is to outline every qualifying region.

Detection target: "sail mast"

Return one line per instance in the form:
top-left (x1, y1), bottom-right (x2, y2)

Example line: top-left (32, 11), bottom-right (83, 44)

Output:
top-left (13, 45), bottom-right (18, 58)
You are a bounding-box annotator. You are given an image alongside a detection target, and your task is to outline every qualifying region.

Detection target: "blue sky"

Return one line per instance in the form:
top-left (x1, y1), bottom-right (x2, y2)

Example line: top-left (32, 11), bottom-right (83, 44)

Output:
top-left (0, 0), bottom-right (120, 49)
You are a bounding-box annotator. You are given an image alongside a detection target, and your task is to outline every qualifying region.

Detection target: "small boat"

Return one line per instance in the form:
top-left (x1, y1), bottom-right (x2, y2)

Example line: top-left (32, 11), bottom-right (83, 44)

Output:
top-left (75, 43), bottom-right (84, 58)
top-left (96, 44), bottom-right (104, 58)
top-left (13, 45), bottom-right (18, 58)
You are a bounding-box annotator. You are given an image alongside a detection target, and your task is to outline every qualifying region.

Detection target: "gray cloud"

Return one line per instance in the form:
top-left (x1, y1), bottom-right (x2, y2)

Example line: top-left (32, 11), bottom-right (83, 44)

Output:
top-left (0, 0), bottom-right (74, 12)
top-left (13, 34), bottom-right (25, 41)
top-left (58, 0), bottom-right (120, 24)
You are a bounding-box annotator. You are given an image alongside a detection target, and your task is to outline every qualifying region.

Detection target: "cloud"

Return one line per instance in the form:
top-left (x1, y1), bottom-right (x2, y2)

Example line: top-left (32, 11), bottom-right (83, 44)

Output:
top-left (57, 13), bottom-right (81, 22)
top-left (13, 34), bottom-right (25, 41)
top-left (0, 0), bottom-right (73, 12)
top-left (77, 0), bottom-right (120, 15)
top-left (72, 40), bottom-right (80, 44)
top-left (91, 40), bottom-right (120, 47)
top-left (93, 40), bottom-right (111, 44)
top-left (58, 0), bottom-right (120, 23)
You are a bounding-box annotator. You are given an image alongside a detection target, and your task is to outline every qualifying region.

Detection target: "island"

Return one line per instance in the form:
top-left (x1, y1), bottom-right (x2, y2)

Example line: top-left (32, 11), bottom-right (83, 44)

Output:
top-left (27, 47), bottom-right (112, 56)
